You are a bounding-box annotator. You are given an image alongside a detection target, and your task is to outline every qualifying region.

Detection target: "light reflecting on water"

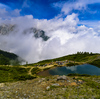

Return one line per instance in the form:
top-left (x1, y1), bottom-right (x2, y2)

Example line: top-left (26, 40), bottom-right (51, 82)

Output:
top-left (48, 64), bottom-right (100, 76)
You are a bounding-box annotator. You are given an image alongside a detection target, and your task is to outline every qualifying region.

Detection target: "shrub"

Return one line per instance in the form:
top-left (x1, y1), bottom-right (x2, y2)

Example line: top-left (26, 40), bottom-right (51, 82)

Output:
top-left (31, 67), bottom-right (41, 75)
top-left (0, 66), bottom-right (35, 82)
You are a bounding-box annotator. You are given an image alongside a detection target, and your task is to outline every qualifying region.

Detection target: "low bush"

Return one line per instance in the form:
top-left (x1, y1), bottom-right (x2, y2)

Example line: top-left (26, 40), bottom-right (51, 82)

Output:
top-left (89, 59), bottom-right (100, 68)
top-left (0, 66), bottom-right (35, 82)
top-left (67, 63), bottom-right (79, 66)
top-left (67, 73), bottom-right (91, 77)
top-left (31, 67), bottom-right (41, 75)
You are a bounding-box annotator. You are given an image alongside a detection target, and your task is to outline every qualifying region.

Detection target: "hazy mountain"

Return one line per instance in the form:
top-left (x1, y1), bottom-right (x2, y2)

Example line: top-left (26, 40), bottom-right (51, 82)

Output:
top-left (0, 49), bottom-right (24, 65)
top-left (0, 24), bottom-right (16, 35)
top-left (23, 27), bottom-right (49, 41)
top-left (0, 24), bottom-right (49, 41)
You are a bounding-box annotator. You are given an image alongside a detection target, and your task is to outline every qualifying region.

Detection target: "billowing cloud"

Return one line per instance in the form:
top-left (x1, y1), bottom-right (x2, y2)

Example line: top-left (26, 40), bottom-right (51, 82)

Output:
top-left (53, 0), bottom-right (100, 15)
top-left (0, 13), bottom-right (100, 63)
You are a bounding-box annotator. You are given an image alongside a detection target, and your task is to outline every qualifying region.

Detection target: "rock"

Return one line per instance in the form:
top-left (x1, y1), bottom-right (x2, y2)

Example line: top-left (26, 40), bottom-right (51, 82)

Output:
top-left (41, 78), bottom-right (45, 81)
top-left (67, 80), bottom-right (70, 83)
top-left (0, 83), bottom-right (4, 87)
top-left (77, 80), bottom-right (84, 84)
top-left (62, 88), bottom-right (67, 91)
top-left (51, 83), bottom-right (60, 87)
top-left (57, 75), bottom-right (67, 81)
top-left (70, 82), bottom-right (77, 86)
top-left (38, 78), bottom-right (46, 83)
top-left (46, 86), bottom-right (50, 90)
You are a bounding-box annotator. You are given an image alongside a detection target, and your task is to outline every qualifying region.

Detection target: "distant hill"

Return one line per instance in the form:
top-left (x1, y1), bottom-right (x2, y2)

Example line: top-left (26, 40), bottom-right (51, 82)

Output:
top-left (0, 49), bottom-right (24, 65)
top-left (27, 52), bottom-right (100, 68)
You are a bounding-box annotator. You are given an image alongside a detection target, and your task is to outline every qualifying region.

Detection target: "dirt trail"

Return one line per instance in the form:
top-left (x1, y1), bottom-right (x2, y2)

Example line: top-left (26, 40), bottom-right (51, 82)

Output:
top-left (28, 67), bottom-right (34, 76)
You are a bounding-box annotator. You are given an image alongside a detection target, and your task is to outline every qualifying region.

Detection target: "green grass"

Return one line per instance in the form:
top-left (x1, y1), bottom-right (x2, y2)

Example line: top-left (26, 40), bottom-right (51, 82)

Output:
top-left (31, 67), bottom-right (41, 75)
top-left (67, 62), bottom-right (79, 66)
top-left (26, 52), bottom-right (100, 66)
top-left (0, 66), bottom-right (35, 82)
top-left (89, 59), bottom-right (100, 68)
top-left (67, 73), bottom-right (91, 77)
top-left (63, 75), bottom-right (100, 98)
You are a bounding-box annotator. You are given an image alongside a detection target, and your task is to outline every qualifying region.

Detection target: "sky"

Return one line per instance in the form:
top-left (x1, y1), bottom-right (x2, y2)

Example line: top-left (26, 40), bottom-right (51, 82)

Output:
top-left (0, 0), bottom-right (100, 21)
top-left (0, 0), bottom-right (100, 63)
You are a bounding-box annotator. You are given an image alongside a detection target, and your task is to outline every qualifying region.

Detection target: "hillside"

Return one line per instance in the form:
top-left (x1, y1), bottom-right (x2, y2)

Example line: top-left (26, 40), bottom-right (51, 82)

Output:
top-left (27, 52), bottom-right (100, 67)
top-left (0, 75), bottom-right (100, 99)
top-left (0, 52), bottom-right (100, 98)
top-left (0, 49), bottom-right (24, 65)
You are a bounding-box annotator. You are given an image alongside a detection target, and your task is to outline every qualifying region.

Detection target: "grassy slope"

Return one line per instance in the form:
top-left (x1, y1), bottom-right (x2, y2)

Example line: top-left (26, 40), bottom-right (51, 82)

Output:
top-left (0, 66), bottom-right (35, 82)
top-left (89, 59), bottom-right (100, 68)
top-left (0, 75), bottom-right (100, 99)
top-left (0, 49), bottom-right (18, 60)
top-left (0, 52), bottom-right (100, 98)
top-left (0, 52), bottom-right (100, 83)
top-left (0, 49), bottom-right (24, 65)
top-left (27, 52), bottom-right (100, 67)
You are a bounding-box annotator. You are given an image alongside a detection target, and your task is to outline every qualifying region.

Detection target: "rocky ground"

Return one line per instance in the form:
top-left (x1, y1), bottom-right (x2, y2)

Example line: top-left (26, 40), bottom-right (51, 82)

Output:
top-left (0, 75), bottom-right (100, 99)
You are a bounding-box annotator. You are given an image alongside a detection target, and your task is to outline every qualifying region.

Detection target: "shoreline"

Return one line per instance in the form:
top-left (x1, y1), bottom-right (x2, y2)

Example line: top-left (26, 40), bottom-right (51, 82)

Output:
top-left (37, 62), bottom-right (86, 77)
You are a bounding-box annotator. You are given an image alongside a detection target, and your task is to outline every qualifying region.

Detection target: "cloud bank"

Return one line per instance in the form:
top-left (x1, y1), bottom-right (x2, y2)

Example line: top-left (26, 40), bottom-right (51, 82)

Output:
top-left (0, 13), bottom-right (100, 64)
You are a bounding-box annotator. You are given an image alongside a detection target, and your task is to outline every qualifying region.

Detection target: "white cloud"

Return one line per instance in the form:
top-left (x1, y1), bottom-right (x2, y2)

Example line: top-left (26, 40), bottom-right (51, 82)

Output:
top-left (0, 8), bottom-right (21, 19)
top-left (52, 0), bottom-right (100, 15)
top-left (0, 13), bottom-right (100, 63)
top-left (0, 3), bottom-right (10, 9)
top-left (66, 66), bottom-right (78, 71)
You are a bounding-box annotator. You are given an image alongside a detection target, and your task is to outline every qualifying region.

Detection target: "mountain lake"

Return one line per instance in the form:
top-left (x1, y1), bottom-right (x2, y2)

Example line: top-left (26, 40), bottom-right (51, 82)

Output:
top-left (38, 64), bottom-right (100, 76)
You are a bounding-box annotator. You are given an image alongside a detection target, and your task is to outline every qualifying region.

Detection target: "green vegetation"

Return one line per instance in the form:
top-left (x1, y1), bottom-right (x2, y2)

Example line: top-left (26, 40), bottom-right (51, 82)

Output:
top-left (31, 67), bottom-right (41, 75)
top-left (67, 73), bottom-right (91, 77)
top-left (27, 52), bottom-right (100, 66)
top-left (0, 49), bottom-right (18, 60)
top-left (62, 75), bottom-right (100, 99)
top-left (0, 51), bottom-right (100, 83)
top-left (43, 67), bottom-right (51, 70)
top-left (0, 51), bottom-right (100, 98)
top-left (65, 52), bottom-right (98, 62)
top-left (67, 62), bottom-right (79, 66)
top-left (0, 49), bottom-right (24, 65)
top-left (0, 54), bottom-right (10, 65)
top-left (51, 52), bottom-right (97, 62)
top-left (0, 66), bottom-right (35, 82)
top-left (89, 59), bottom-right (100, 68)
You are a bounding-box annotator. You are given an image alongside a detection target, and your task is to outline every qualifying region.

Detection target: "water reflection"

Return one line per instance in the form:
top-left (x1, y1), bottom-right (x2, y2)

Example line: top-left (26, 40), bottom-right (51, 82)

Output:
top-left (65, 66), bottom-right (78, 71)
top-left (49, 64), bottom-right (100, 76)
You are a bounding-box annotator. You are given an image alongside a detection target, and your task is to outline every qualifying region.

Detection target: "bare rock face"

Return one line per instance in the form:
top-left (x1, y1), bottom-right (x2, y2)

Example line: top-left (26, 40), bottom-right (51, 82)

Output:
top-left (23, 27), bottom-right (49, 41)
top-left (0, 24), bottom-right (16, 35)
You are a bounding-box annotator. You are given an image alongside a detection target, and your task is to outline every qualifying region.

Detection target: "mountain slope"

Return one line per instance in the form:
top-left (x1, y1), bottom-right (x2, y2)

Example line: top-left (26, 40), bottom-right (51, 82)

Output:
top-left (0, 24), bottom-right (49, 41)
top-left (27, 52), bottom-right (100, 68)
top-left (0, 49), bottom-right (23, 65)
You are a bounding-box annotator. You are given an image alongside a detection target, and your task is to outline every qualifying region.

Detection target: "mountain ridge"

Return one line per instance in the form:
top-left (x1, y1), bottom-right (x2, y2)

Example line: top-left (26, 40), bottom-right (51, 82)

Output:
top-left (0, 49), bottom-right (24, 65)
top-left (0, 24), bottom-right (49, 41)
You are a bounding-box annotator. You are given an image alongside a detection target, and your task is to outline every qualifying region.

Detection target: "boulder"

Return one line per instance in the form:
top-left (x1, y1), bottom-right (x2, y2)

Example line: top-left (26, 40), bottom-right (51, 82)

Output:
top-left (57, 75), bottom-right (67, 81)
top-left (51, 83), bottom-right (60, 87)
top-left (46, 86), bottom-right (50, 90)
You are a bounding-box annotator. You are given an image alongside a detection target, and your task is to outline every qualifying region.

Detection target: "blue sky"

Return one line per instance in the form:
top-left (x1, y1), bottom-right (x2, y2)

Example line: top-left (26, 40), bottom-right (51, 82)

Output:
top-left (0, 0), bottom-right (100, 21)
